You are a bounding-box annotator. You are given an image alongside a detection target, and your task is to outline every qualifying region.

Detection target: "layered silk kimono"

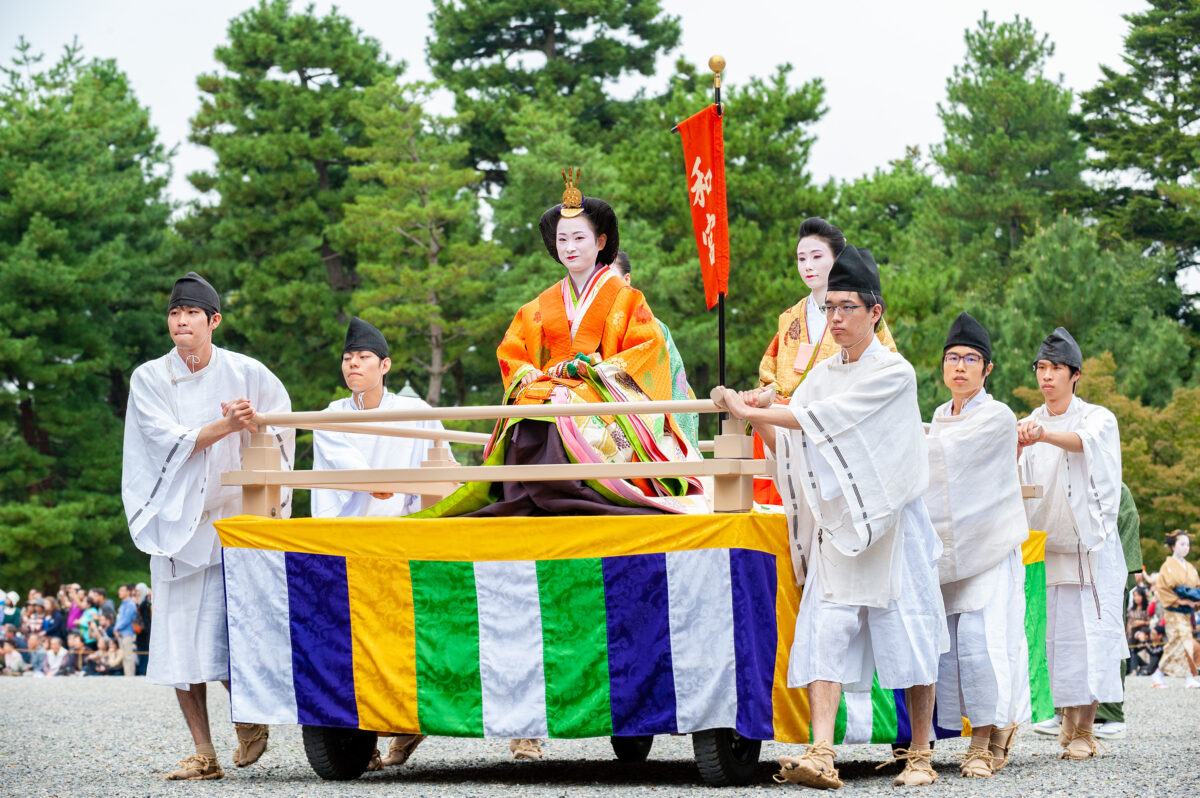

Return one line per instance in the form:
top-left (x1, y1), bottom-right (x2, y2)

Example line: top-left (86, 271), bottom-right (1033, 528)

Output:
top-left (753, 296), bottom-right (897, 504)
top-left (420, 268), bottom-right (706, 517)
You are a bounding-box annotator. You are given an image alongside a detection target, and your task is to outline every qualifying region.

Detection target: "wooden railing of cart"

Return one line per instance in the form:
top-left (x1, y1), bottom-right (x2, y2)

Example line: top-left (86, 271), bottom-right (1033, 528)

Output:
top-left (223, 400), bottom-right (1042, 515)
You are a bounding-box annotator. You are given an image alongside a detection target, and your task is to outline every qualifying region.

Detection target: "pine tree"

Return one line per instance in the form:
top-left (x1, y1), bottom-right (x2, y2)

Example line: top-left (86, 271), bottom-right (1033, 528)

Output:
top-left (427, 0), bottom-right (681, 183)
top-left (338, 81), bottom-right (508, 406)
top-left (179, 0), bottom-right (397, 413)
top-left (1080, 0), bottom-right (1200, 271)
top-left (929, 13), bottom-right (1084, 279)
top-left (0, 40), bottom-right (175, 588)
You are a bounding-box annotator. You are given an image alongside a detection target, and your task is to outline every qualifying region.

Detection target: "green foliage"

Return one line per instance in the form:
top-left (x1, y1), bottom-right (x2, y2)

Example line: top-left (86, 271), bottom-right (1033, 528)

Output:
top-left (179, 0), bottom-right (398, 414)
top-left (1049, 355), bottom-right (1200, 556)
top-left (0, 39), bottom-right (174, 590)
top-left (427, 0), bottom-right (681, 182)
top-left (1079, 0), bottom-right (1200, 278)
top-left (339, 81), bottom-right (509, 406)
top-left (928, 12), bottom-right (1084, 280)
top-left (980, 214), bottom-right (1189, 406)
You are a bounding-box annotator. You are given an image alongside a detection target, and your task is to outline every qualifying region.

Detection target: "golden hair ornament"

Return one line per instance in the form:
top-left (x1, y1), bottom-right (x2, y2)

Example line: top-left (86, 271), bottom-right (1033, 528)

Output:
top-left (560, 167), bottom-right (583, 218)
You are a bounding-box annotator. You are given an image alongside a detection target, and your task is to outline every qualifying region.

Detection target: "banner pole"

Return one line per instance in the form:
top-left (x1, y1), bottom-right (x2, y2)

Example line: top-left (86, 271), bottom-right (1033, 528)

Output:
top-left (710, 55), bottom-right (727, 415)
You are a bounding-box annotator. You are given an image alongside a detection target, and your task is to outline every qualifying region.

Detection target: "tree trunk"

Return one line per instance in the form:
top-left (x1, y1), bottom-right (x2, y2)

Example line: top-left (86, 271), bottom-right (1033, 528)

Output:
top-left (18, 397), bottom-right (53, 495)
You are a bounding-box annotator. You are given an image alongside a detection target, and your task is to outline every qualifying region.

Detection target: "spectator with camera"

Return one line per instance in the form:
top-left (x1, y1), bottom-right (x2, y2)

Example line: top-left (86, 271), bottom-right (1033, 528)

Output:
top-left (41, 596), bottom-right (66, 642)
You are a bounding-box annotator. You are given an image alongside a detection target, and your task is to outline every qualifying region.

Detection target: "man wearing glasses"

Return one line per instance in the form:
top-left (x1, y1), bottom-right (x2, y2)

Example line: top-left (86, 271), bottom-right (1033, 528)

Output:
top-left (719, 246), bottom-right (946, 789)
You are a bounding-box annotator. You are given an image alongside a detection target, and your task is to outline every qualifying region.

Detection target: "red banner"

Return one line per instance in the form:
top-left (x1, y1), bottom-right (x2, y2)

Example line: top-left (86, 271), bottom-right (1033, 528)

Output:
top-left (676, 105), bottom-right (730, 309)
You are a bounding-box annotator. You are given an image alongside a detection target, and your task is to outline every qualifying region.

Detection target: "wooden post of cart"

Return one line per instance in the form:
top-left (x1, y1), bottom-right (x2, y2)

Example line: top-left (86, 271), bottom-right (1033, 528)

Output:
top-left (419, 440), bottom-right (458, 510)
top-left (240, 430), bottom-right (282, 518)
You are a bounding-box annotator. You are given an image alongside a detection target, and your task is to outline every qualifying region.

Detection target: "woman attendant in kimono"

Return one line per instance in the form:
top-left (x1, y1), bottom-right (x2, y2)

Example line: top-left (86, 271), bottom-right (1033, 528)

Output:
top-left (420, 170), bottom-right (705, 518)
top-left (752, 218), bottom-right (896, 504)
top-left (925, 313), bottom-right (1031, 778)
top-left (1151, 531), bottom-right (1200, 689)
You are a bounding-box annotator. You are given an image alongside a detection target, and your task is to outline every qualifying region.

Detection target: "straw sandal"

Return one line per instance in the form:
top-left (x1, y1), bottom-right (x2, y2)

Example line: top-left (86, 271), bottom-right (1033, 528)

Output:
top-left (233, 723), bottom-right (269, 767)
top-left (381, 734), bottom-right (425, 767)
top-left (956, 746), bottom-right (994, 778)
top-left (366, 748), bottom-right (383, 771)
top-left (1059, 727), bottom-right (1103, 760)
top-left (773, 740), bottom-right (842, 789)
top-left (878, 747), bottom-right (937, 786)
top-left (989, 723), bottom-right (1019, 771)
top-left (165, 754), bottom-right (224, 781)
top-left (509, 738), bottom-right (543, 760)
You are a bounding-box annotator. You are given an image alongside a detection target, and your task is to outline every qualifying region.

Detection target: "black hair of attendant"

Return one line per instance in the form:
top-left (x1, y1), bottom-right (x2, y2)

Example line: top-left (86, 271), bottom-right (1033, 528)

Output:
top-left (796, 217), bottom-right (847, 258)
top-left (613, 250), bottom-right (631, 277)
top-left (854, 290), bottom-right (886, 333)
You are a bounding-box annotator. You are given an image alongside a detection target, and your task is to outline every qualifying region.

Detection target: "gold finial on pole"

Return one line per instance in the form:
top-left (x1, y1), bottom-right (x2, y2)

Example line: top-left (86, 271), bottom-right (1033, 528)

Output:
top-left (709, 54), bottom-right (725, 89)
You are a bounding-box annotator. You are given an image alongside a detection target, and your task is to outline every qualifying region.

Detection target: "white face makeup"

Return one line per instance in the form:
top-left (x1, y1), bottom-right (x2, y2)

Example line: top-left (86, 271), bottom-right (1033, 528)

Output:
top-left (1174, 535), bottom-right (1191, 558)
top-left (796, 235), bottom-right (835, 293)
top-left (556, 215), bottom-right (606, 283)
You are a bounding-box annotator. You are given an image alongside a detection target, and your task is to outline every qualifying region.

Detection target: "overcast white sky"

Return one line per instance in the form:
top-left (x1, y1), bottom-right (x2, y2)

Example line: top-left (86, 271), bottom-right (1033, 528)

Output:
top-left (4, 0), bottom-right (1144, 206)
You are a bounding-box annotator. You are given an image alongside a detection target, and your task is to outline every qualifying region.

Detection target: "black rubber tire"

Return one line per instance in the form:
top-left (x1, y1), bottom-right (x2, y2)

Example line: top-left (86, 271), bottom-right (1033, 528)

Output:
top-left (610, 735), bottom-right (654, 763)
top-left (301, 725), bottom-right (377, 781)
top-left (692, 728), bottom-right (762, 787)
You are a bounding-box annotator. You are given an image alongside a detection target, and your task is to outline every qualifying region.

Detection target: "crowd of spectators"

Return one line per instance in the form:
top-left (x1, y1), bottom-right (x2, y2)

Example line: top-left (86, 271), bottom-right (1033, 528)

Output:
top-left (1, 583), bottom-right (152, 677)
top-left (1126, 570), bottom-right (1199, 677)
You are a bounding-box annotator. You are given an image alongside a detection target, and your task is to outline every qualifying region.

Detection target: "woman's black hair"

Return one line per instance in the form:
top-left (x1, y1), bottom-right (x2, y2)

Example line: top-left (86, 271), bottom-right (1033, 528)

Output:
top-left (1166, 529), bottom-right (1190, 550)
top-left (539, 197), bottom-right (620, 266)
top-left (797, 217), bottom-right (847, 258)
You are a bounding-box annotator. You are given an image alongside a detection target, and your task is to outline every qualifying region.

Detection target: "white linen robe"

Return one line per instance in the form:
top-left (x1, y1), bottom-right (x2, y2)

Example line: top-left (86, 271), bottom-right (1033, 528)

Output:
top-left (312, 391), bottom-right (445, 518)
top-left (122, 346), bottom-right (294, 687)
top-left (774, 339), bottom-right (947, 691)
top-left (926, 391), bottom-right (1031, 728)
top-left (1019, 396), bottom-right (1126, 706)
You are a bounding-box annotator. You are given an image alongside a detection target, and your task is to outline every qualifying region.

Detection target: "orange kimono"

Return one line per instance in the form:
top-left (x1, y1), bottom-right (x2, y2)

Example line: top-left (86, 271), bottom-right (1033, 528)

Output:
top-left (753, 297), bottom-right (898, 504)
top-left (421, 269), bottom-right (705, 517)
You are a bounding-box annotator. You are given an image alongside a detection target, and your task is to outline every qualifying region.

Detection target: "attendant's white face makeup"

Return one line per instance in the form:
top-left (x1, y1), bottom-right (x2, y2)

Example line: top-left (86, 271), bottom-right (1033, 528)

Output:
top-left (556, 216), bottom-right (606, 280)
top-left (1174, 536), bottom-right (1191, 558)
top-left (342, 351), bottom-right (389, 393)
top-left (796, 236), bottom-right (835, 292)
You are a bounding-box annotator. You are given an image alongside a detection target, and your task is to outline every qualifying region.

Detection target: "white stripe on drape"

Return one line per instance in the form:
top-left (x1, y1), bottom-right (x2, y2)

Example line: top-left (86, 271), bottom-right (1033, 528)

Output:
top-left (225, 548), bottom-right (298, 724)
top-left (666, 548), bottom-right (738, 732)
top-left (475, 560), bottom-right (549, 738)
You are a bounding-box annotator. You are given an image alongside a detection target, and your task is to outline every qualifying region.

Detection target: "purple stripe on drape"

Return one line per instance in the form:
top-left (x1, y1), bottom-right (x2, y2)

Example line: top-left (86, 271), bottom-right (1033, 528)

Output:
top-left (892, 689), bottom-right (912, 745)
top-left (729, 548), bottom-right (777, 739)
top-left (602, 553), bottom-right (678, 735)
top-left (285, 552), bottom-right (357, 728)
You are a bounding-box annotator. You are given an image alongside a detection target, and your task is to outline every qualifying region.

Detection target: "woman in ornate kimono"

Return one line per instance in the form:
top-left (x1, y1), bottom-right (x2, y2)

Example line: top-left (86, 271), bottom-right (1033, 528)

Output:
top-left (419, 170), bottom-right (705, 519)
top-left (752, 218), bottom-right (896, 503)
top-left (1151, 531), bottom-right (1200, 689)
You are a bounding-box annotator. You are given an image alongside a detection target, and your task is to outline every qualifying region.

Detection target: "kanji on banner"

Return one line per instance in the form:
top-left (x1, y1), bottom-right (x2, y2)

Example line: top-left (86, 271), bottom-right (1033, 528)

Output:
top-left (676, 105), bottom-right (730, 309)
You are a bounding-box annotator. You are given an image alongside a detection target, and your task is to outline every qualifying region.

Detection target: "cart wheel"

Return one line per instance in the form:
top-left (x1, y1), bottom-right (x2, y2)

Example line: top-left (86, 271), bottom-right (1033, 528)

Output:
top-left (301, 725), bottom-right (377, 781)
top-left (610, 735), bottom-right (654, 763)
top-left (692, 728), bottom-right (761, 786)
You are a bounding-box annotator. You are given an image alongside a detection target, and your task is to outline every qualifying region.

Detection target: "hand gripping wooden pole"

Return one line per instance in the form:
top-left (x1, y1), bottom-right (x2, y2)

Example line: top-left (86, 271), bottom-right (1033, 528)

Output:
top-left (240, 431), bottom-right (282, 518)
top-left (709, 387), bottom-right (754, 513)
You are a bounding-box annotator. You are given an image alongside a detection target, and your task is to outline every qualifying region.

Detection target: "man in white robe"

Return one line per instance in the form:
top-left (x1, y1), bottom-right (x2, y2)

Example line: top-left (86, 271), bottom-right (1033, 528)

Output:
top-left (122, 272), bottom-right (294, 781)
top-left (1017, 326), bottom-right (1125, 761)
top-left (925, 312), bottom-right (1030, 778)
top-left (312, 317), bottom-right (443, 769)
top-left (720, 246), bottom-right (946, 789)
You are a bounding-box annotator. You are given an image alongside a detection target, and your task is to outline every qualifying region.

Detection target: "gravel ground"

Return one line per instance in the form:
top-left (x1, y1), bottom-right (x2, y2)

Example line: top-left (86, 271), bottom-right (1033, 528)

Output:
top-left (3, 674), bottom-right (1198, 797)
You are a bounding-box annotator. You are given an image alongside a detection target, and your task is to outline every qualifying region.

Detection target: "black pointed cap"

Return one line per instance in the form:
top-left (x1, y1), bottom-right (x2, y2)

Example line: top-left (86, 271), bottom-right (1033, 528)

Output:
top-left (826, 245), bottom-right (882, 297)
top-left (1036, 326), bottom-right (1082, 370)
top-left (944, 312), bottom-right (991, 362)
top-left (343, 317), bottom-right (388, 359)
top-left (539, 197), bottom-right (619, 266)
top-left (168, 272), bottom-right (219, 315)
